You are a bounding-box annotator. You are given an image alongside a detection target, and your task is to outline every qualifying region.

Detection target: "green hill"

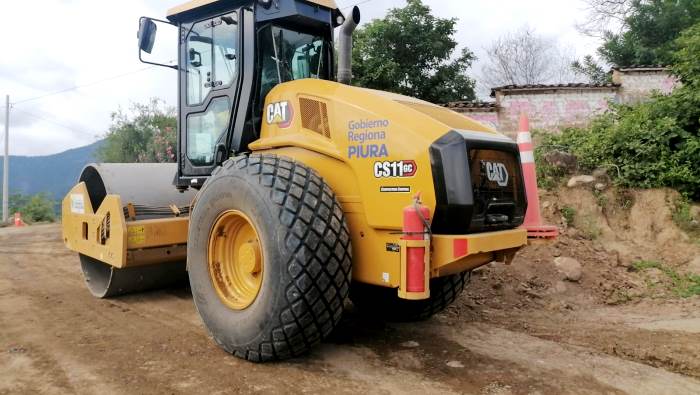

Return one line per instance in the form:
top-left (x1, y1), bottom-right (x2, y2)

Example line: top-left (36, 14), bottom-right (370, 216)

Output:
top-left (0, 141), bottom-right (103, 202)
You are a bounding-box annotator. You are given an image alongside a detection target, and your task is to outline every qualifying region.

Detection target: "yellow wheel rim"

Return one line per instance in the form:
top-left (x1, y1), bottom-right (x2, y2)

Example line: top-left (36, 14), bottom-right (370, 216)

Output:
top-left (208, 210), bottom-right (264, 310)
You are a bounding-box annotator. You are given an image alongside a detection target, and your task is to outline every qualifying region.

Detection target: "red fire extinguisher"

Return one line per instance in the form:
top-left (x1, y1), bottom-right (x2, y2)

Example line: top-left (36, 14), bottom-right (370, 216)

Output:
top-left (402, 193), bottom-right (430, 293)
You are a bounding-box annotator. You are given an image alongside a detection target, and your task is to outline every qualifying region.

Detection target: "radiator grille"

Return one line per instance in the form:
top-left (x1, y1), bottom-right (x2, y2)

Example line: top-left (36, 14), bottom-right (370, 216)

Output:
top-left (299, 98), bottom-right (331, 138)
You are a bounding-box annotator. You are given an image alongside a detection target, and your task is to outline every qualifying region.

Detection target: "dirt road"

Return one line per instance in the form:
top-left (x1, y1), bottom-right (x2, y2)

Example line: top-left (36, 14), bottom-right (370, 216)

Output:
top-left (1, 224), bottom-right (699, 395)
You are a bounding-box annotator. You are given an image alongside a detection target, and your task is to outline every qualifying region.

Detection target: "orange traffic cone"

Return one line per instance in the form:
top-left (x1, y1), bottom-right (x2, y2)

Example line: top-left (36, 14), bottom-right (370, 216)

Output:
top-left (14, 212), bottom-right (25, 227)
top-left (517, 114), bottom-right (558, 239)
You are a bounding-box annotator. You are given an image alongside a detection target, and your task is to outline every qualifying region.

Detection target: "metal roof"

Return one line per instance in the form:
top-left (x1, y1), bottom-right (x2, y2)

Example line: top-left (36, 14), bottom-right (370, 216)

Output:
top-left (167, 0), bottom-right (338, 20)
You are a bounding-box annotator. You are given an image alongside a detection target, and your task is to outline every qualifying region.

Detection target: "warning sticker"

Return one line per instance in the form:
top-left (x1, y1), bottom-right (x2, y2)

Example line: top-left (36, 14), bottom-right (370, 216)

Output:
top-left (70, 194), bottom-right (85, 214)
top-left (127, 226), bottom-right (146, 244)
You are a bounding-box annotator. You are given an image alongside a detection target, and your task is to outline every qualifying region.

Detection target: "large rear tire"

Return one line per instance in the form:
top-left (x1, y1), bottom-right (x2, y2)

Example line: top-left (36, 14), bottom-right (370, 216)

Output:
top-left (187, 154), bottom-right (352, 362)
top-left (350, 271), bottom-right (471, 322)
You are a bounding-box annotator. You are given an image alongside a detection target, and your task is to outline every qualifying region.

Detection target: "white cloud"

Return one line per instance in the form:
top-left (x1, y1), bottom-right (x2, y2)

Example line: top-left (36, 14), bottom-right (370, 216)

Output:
top-left (1, 0), bottom-right (601, 156)
top-left (0, 0), bottom-right (182, 156)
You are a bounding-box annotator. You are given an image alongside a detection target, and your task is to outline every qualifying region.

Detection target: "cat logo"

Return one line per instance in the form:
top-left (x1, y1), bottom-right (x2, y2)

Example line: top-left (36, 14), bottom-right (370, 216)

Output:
top-left (266, 101), bottom-right (293, 128)
top-left (482, 161), bottom-right (509, 187)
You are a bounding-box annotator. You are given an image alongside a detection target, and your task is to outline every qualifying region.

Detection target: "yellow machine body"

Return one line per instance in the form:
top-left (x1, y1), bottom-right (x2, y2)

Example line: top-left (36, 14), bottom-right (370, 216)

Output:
top-left (62, 78), bottom-right (526, 298)
top-left (58, 0), bottom-right (531, 363)
top-left (250, 79), bottom-right (527, 293)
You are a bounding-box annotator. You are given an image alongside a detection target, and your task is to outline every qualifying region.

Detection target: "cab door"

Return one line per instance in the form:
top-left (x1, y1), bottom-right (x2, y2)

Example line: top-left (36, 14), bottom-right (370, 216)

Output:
top-left (178, 10), bottom-right (241, 183)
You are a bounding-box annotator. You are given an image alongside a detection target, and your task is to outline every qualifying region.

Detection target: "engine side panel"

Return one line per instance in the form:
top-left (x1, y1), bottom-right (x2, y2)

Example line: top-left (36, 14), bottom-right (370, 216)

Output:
top-left (249, 79), bottom-right (521, 286)
top-left (250, 79), bottom-right (500, 230)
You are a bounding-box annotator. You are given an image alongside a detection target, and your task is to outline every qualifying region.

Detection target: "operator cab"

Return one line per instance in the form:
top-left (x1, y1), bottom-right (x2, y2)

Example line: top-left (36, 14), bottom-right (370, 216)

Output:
top-left (137, 0), bottom-right (345, 189)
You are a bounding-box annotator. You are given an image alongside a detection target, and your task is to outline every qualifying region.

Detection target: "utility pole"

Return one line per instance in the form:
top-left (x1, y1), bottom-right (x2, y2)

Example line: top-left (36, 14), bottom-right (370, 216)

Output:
top-left (2, 95), bottom-right (8, 223)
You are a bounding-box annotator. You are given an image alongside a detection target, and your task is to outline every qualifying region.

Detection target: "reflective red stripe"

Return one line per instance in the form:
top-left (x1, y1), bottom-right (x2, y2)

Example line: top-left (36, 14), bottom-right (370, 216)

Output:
top-left (453, 238), bottom-right (468, 258)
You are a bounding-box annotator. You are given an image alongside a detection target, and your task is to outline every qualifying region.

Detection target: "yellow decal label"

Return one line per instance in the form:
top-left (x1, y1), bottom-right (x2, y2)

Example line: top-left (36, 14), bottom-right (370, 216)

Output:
top-left (127, 226), bottom-right (146, 244)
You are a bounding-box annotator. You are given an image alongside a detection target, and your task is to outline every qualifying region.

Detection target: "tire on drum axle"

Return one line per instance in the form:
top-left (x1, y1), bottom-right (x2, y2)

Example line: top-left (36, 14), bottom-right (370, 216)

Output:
top-left (187, 154), bottom-right (352, 362)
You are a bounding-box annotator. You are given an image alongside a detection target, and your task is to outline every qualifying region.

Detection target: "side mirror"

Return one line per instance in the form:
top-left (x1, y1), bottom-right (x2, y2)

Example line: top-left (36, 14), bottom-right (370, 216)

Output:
top-left (138, 18), bottom-right (157, 54)
top-left (137, 16), bottom-right (178, 70)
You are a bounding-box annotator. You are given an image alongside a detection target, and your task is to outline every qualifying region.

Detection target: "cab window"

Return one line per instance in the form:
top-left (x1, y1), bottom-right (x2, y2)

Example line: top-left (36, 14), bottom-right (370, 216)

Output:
top-left (257, 25), bottom-right (330, 107)
top-left (185, 12), bottom-right (238, 166)
top-left (187, 97), bottom-right (230, 166)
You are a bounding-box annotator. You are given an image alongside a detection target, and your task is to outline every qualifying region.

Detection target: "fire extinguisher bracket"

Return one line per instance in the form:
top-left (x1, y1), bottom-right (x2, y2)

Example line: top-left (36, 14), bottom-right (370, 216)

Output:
top-left (398, 239), bottom-right (431, 300)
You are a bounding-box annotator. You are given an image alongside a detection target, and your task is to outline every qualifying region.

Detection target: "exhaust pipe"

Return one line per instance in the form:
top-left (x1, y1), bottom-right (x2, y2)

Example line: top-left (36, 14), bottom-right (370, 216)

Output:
top-left (337, 6), bottom-right (361, 85)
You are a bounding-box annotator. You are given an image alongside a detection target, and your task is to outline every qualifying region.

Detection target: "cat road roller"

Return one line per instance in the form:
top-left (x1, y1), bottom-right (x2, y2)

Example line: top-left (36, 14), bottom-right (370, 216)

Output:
top-left (62, 0), bottom-right (529, 362)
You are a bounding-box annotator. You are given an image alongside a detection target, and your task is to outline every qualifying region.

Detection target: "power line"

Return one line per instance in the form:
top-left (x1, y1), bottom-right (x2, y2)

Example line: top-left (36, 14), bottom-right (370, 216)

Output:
top-left (340, 0), bottom-right (374, 10)
top-left (11, 107), bottom-right (97, 138)
top-left (11, 65), bottom-right (158, 106)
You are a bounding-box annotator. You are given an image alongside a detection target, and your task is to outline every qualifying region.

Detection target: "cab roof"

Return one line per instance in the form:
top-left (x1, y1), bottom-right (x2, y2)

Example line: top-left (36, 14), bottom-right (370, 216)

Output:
top-left (167, 0), bottom-right (338, 22)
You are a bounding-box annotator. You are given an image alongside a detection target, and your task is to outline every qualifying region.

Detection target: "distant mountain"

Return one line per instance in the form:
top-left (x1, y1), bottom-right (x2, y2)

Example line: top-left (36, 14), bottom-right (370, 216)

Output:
top-left (0, 140), bottom-right (103, 202)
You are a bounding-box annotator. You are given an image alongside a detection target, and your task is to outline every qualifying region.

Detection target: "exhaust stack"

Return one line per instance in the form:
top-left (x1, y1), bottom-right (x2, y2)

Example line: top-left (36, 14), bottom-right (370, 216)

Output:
top-left (337, 6), bottom-right (361, 85)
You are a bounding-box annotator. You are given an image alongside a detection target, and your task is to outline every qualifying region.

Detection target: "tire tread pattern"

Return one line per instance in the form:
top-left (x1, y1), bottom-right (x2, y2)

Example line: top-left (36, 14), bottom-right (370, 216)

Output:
top-left (209, 154), bottom-right (351, 362)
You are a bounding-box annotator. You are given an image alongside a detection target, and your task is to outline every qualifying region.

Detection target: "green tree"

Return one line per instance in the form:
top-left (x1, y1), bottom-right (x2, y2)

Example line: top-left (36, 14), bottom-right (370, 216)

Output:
top-left (672, 22), bottom-right (700, 86)
top-left (97, 98), bottom-right (177, 163)
top-left (8, 193), bottom-right (29, 217)
top-left (571, 55), bottom-right (612, 84)
top-left (597, 0), bottom-right (700, 66)
top-left (8, 193), bottom-right (56, 223)
top-left (539, 23), bottom-right (700, 199)
top-left (351, 0), bottom-right (476, 103)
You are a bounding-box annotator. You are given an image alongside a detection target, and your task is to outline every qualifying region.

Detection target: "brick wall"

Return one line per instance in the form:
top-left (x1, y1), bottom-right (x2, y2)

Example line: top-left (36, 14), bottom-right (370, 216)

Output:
top-left (446, 67), bottom-right (679, 133)
top-left (494, 87), bottom-right (617, 132)
top-left (613, 68), bottom-right (678, 104)
top-left (461, 111), bottom-right (499, 130)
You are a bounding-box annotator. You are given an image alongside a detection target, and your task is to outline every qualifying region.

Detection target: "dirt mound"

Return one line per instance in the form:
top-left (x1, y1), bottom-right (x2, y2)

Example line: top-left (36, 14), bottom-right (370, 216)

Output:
top-left (440, 187), bottom-right (700, 378)
top-left (451, 187), bottom-right (700, 316)
top-left (548, 187), bottom-right (699, 266)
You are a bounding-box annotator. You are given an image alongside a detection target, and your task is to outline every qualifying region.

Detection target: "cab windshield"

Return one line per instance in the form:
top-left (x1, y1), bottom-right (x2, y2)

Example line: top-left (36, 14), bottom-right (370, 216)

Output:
top-left (258, 25), bottom-right (330, 104)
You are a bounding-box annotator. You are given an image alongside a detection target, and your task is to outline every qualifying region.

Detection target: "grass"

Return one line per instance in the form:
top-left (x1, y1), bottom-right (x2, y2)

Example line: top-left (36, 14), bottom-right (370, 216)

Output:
top-left (632, 260), bottom-right (700, 298)
top-left (560, 206), bottom-right (576, 227)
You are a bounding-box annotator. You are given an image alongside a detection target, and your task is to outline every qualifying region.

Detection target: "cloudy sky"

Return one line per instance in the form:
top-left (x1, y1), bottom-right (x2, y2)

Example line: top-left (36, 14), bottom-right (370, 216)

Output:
top-left (0, 0), bottom-right (601, 156)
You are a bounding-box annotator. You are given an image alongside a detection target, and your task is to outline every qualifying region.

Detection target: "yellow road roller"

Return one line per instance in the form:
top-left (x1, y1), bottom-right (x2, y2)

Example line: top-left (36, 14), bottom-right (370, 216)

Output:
top-left (62, 0), bottom-right (528, 362)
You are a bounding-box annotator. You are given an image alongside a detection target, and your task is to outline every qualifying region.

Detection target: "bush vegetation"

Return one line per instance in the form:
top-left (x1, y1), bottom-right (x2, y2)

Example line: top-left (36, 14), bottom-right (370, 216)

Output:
top-left (535, 23), bottom-right (700, 200)
top-left (97, 98), bottom-right (177, 163)
top-left (7, 193), bottom-right (56, 223)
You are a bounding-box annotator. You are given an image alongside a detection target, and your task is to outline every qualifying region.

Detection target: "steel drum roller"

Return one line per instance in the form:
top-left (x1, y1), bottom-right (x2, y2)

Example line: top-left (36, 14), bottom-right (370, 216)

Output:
top-left (77, 163), bottom-right (195, 298)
